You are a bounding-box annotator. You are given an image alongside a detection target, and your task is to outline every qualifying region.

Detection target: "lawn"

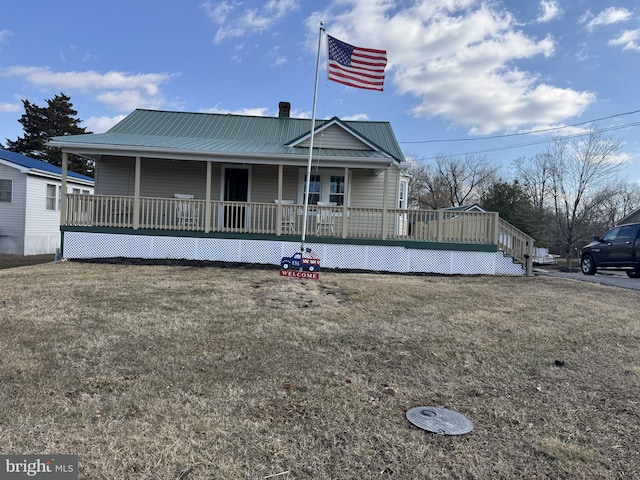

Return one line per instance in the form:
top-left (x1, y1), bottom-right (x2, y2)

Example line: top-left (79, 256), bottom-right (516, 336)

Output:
top-left (0, 253), bottom-right (54, 270)
top-left (0, 261), bottom-right (638, 479)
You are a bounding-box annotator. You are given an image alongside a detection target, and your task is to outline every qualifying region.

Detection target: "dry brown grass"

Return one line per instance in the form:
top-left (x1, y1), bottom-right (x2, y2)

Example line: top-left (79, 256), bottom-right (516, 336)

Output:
top-left (0, 261), bottom-right (639, 479)
top-left (0, 253), bottom-right (54, 270)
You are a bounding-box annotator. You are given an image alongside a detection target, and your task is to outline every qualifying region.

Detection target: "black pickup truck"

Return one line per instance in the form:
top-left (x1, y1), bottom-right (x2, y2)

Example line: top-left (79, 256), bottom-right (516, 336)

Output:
top-left (580, 223), bottom-right (640, 278)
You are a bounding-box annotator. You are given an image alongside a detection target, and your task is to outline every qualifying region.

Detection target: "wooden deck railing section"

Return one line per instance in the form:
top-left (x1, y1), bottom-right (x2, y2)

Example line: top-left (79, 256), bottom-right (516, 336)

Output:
top-left (64, 194), bottom-right (534, 264)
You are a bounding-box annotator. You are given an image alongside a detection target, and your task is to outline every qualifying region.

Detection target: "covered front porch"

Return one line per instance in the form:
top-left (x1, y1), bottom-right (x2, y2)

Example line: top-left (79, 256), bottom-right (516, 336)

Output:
top-left (61, 193), bottom-right (534, 267)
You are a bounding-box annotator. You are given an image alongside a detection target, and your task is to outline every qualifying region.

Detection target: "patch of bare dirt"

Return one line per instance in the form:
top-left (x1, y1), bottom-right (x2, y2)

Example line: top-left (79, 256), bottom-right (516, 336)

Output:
top-left (249, 278), bottom-right (346, 310)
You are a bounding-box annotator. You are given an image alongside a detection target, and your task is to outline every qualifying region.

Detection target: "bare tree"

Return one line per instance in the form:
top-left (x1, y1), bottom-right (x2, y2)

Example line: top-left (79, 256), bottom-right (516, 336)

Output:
top-left (408, 154), bottom-right (499, 209)
top-left (514, 153), bottom-right (553, 212)
top-left (588, 180), bottom-right (640, 229)
top-left (547, 128), bottom-right (624, 268)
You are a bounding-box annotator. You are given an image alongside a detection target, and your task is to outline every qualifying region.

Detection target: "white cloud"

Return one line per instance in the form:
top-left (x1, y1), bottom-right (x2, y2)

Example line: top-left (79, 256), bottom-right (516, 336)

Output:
top-left (537, 0), bottom-right (560, 23)
top-left (83, 115), bottom-right (127, 133)
top-left (609, 29), bottom-right (640, 52)
top-left (200, 105), bottom-right (272, 116)
top-left (202, 0), bottom-right (300, 44)
top-left (0, 29), bottom-right (12, 46)
top-left (0, 66), bottom-right (176, 112)
top-left (96, 90), bottom-right (165, 111)
top-left (0, 101), bottom-right (20, 112)
top-left (580, 7), bottom-right (632, 31)
top-left (318, 0), bottom-right (592, 135)
top-left (268, 46), bottom-right (287, 67)
top-left (199, 104), bottom-right (313, 118)
top-left (340, 113), bottom-right (370, 121)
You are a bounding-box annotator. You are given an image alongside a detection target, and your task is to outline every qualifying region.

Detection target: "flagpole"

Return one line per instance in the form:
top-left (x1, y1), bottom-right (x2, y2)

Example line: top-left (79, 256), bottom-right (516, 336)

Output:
top-left (300, 21), bottom-right (325, 252)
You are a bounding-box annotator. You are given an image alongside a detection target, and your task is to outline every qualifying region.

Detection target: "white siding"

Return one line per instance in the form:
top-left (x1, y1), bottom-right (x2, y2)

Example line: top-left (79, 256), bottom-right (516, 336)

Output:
top-left (251, 165), bottom-right (298, 203)
top-left (0, 163), bottom-right (93, 255)
top-left (94, 155), bottom-right (402, 213)
top-left (350, 167), bottom-right (400, 209)
top-left (250, 165), bottom-right (277, 203)
top-left (96, 156), bottom-right (219, 200)
top-left (0, 164), bottom-right (27, 254)
top-left (23, 175), bottom-right (62, 254)
top-left (298, 125), bottom-right (371, 150)
top-left (140, 158), bottom-right (209, 199)
top-left (95, 156), bottom-right (135, 195)
top-left (24, 176), bottom-right (91, 255)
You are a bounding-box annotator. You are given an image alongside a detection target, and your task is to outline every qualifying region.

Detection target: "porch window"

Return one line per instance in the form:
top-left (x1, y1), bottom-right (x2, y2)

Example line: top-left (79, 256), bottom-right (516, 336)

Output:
top-left (0, 179), bottom-right (11, 203)
top-left (399, 179), bottom-right (408, 209)
top-left (299, 170), bottom-right (348, 206)
top-left (304, 174), bottom-right (321, 205)
top-left (329, 176), bottom-right (345, 205)
top-left (46, 184), bottom-right (57, 211)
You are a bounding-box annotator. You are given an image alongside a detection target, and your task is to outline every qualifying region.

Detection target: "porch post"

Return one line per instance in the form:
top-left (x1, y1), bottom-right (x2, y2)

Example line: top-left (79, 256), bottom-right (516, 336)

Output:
top-left (60, 152), bottom-right (68, 226)
top-left (381, 168), bottom-right (389, 240)
top-left (491, 212), bottom-right (499, 245)
top-left (276, 164), bottom-right (283, 236)
top-left (205, 161), bottom-right (212, 232)
top-left (436, 210), bottom-right (443, 242)
top-left (133, 156), bottom-right (141, 229)
top-left (342, 167), bottom-right (349, 238)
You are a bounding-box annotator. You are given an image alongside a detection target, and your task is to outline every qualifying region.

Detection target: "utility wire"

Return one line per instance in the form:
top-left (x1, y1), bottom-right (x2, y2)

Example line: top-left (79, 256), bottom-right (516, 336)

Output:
top-left (399, 108), bottom-right (640, 145)
top-left (399, 114), bottom-right (640, 160)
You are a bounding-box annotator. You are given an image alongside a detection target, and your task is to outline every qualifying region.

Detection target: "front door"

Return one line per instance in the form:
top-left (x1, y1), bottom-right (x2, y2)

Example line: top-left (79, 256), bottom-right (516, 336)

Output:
top-left (224, 168), bottom-right (249, 228)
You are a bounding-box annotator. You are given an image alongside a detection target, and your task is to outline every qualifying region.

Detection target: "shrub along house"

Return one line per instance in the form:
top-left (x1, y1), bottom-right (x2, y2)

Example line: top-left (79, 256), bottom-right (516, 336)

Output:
top-left (49, 103), bottom-right (532, 274)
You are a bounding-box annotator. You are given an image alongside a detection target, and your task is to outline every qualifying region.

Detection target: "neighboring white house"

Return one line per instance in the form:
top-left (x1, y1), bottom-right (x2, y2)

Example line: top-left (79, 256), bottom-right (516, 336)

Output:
top-left (0, 149), bottom-right (94, 255)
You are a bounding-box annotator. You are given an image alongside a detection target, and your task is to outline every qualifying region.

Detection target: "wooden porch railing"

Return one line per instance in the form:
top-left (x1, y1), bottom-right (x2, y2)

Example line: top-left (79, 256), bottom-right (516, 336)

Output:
top-left (63, 194), bottom-right (534, 264)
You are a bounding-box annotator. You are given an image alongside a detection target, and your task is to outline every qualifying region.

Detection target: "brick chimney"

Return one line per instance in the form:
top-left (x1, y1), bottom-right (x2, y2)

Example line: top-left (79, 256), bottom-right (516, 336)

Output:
top-left (278, 101), bottom-right (291, 118)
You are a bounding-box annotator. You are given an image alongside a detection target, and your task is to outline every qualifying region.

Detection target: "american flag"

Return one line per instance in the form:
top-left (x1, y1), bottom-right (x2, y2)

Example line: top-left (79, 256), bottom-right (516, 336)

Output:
top-left (327, 35), bottom-right (387, 92)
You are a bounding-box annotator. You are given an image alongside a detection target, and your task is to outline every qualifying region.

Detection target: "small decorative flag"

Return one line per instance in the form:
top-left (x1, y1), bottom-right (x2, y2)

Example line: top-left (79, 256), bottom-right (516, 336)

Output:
top-left (327, 35), bottom-right (387, 91)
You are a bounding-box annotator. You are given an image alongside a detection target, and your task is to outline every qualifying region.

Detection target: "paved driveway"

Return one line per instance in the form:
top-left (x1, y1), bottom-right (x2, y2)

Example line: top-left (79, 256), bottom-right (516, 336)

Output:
top-left (535, 269), bottom-right (640, 291)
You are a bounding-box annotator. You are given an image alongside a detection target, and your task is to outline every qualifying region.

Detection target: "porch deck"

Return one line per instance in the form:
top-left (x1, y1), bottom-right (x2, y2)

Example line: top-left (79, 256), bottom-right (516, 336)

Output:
top-left (63, 194), bottom-right (534, 265)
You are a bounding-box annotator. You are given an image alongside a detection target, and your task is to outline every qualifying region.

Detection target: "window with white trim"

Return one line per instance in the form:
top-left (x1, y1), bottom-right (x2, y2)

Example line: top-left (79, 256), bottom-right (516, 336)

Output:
top-left (305, 174), bottom-right (321, 205)
top-left (299, 170), bottom-right (348, 206)
top-left (0, 179), bottom-right (11, 203)
top-left (329, 175), bottom-right (345, 205)
top-left (399, 179), bottom-right (408, 209)
top-left (46, 184), bottom-right (57, 210)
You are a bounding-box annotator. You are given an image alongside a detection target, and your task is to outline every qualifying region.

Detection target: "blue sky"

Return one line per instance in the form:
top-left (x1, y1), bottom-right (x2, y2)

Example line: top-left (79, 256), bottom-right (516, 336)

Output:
top-left (1, 0), bottom-right (639, 181)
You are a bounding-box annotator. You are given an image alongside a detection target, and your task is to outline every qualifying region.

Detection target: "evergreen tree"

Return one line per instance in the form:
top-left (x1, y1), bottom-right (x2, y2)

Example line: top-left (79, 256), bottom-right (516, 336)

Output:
top-left (5, 93), bottom-right (93, 176)
top-left (480, 180), bottom-right (545, 241)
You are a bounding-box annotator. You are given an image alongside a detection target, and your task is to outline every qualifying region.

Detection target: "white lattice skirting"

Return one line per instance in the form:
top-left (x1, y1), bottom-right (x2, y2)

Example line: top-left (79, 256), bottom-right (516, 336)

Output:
top-left (62, 231), bottom-right (526, 276)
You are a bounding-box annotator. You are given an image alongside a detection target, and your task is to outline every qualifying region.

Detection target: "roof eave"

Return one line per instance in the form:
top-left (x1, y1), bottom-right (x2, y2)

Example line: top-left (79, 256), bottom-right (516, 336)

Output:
top-left (27, 169), bottom-right (95, 185)
top-left (48, 141), bottom-right (399, 169)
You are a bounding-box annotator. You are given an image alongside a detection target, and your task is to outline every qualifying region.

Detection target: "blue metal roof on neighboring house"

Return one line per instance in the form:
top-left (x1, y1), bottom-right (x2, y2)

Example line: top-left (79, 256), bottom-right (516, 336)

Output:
top-left (0, 149), bottom-right (94, 182)
top-left (49, 109), bottom-right (406, 163)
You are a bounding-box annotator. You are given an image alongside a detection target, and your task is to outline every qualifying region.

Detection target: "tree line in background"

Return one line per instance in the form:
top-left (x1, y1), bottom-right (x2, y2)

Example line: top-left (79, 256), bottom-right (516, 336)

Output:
top-left (1, 93), bottom-right (93, 176)
top-left (407, 128), bottom-right (640, 268)
top-left (2, 93), bottom-right (638, 266)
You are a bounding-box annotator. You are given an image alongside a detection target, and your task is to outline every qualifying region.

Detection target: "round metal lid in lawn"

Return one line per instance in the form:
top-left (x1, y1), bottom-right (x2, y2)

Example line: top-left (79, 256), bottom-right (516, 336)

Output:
top-left (406, 406), bottom-right (473, 436)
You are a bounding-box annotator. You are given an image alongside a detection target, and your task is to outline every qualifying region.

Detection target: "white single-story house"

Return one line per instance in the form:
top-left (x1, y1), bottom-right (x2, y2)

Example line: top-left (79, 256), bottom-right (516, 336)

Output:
top-left (0, 149), bottom-right (94, 255)
top-left (48, 104), bottom-right (533, 275)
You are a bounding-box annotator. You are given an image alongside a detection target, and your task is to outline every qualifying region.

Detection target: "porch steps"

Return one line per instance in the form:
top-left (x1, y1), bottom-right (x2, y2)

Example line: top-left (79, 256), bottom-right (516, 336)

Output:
top-left (496, 251), bottom-right (527, 275)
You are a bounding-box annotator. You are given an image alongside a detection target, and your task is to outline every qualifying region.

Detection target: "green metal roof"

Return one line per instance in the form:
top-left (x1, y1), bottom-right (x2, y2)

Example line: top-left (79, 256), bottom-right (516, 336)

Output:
top-left (50, 109), bottom-right (405, 163)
